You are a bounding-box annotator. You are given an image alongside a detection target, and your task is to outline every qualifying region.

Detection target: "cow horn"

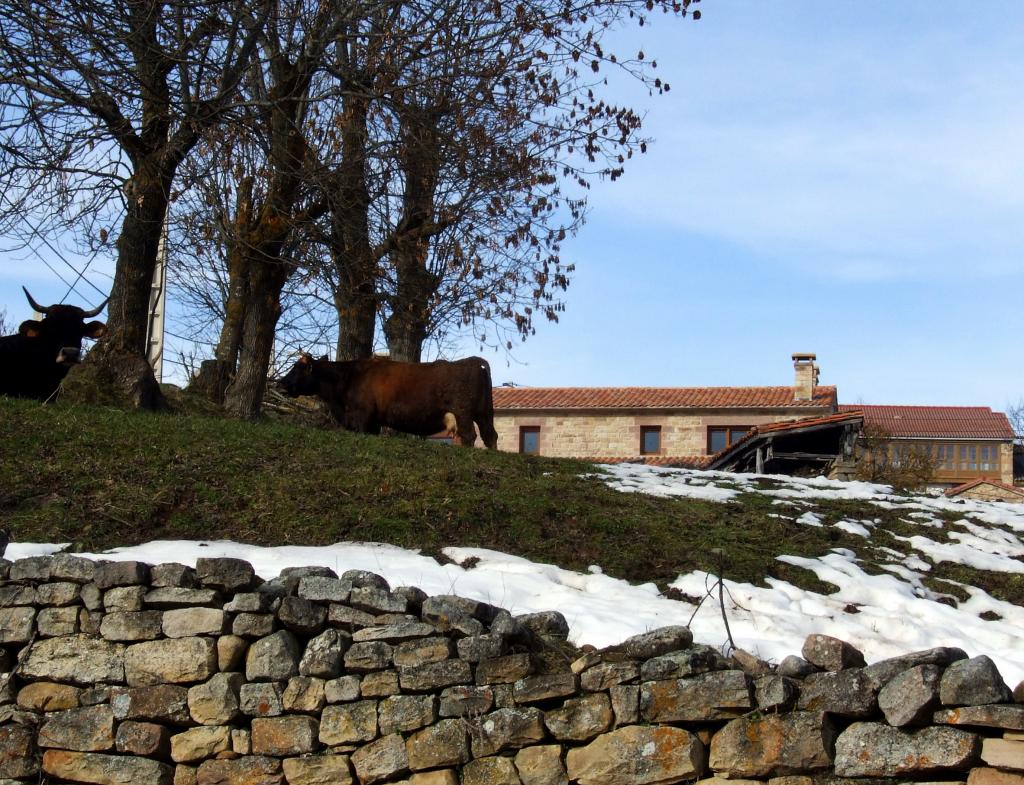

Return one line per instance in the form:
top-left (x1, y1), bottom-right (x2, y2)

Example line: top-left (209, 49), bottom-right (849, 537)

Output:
top-left (22, 286), bottom-right (50, 315)
top-left (81, 296), bottom-right (109, 318)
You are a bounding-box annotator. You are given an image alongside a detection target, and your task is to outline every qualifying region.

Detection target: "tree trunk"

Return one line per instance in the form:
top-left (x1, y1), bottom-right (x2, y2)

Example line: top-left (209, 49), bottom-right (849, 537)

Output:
top-left (223, 257), bottom-right (290, 419)
top-left (330, 89), bottom-right (377, 361)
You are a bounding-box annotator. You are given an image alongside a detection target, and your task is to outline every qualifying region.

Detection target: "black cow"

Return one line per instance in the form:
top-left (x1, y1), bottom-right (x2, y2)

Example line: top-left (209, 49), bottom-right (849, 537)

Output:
top-left (0, 287), bottom-right (107, 400)
top-left (278, 353), bottom-right (499, 448)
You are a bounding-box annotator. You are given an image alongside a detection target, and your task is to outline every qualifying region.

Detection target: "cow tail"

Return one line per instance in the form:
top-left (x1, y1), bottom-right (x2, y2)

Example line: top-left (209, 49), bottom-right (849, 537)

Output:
top-left (478, 358), bottom-right (499, 449)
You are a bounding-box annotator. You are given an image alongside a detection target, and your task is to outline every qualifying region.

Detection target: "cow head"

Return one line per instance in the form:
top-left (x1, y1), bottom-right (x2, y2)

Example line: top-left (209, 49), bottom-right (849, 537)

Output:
top-left (19, 287), bottom-right (107, 365)
top-left (278, 352), bottom-right (319, 397)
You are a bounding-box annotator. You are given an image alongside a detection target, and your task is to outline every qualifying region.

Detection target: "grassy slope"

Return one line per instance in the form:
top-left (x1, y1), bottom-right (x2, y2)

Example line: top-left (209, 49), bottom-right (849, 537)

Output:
top-left (0, 396), bottom-right (1020, 607)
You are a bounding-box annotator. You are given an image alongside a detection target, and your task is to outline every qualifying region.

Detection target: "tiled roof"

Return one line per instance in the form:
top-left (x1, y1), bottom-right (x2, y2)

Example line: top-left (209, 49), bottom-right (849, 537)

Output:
top-left (837, 404), bottom-right (1015, 440)
top-left (493, 386), bottom-right (837, 411)
top-left (585, 456), bottom-right (713, 469)
top-left (945, 478), bottom-right (1024, 498)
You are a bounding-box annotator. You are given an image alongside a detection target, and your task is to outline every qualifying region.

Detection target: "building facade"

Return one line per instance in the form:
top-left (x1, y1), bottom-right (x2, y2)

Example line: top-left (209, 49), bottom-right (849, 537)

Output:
top-left (492, 354), bottom-right (836, 464)
top-left (837, 404), bottom-right (1015, 488)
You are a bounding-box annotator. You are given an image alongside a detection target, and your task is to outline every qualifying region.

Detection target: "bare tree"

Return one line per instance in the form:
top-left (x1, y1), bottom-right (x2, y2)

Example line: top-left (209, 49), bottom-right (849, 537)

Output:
top-left (0, 0), bottom-right (263, 406)
top-left (853, 424), bottom-right (937, 490)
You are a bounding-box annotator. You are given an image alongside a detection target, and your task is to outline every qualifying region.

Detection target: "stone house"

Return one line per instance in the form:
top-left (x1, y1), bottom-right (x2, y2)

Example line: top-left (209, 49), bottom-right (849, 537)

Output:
top-left (944, 478), bottom-right (1024, 503)
top-left (837, 404), bottom-right (1016, 489)
top-left (491, 354), bottom-right (837, 465)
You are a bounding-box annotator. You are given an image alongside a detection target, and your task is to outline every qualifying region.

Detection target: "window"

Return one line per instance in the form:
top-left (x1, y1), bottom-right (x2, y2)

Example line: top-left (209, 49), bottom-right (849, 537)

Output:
top-left (934, 444), bottom-right (956, 470)
top-left (640, 426), bottom-right (661, 455)
top-left (707, 426), bottom-right (752, 454)
top-left (960, 445), bottom-right (977, 471)
top-left (519, 426), bottom-right (540, 455)
top-left (980, 445), bottom-right (1001, 471)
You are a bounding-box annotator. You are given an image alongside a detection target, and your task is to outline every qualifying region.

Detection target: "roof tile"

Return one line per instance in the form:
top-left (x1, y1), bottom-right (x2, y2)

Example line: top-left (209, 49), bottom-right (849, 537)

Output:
top-left (494, 386), bottom-right (837, 411)
top-left (837, 404), bottom-right (1014, 440)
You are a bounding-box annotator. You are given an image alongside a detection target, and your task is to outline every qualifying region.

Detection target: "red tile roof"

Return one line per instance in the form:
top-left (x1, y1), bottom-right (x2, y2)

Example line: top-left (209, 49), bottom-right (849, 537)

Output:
top-left (945, 478), bottom-right (1024, 498)
top-left (837, 404), bottom-right (1014, 440)
top-left (493, 386), bottom-right (837, 411)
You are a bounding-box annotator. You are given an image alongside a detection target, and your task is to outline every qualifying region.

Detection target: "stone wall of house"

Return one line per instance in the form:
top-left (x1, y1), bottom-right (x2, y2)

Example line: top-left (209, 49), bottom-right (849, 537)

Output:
top-left (0, 554), bottom-right (1022, 785)
top-left (493, 411), bottom-right (824, 458)
top-left (954, 481), bottom-right (1024, 503)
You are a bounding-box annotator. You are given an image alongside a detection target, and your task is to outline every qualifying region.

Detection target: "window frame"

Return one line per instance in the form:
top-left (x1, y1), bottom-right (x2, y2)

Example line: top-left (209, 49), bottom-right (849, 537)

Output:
top-left (640, 425), bottom-right (662, 455)
top-left (519, 425), bottom-right (541, 455)
top-left (707, 425), bottom-right (752, 454)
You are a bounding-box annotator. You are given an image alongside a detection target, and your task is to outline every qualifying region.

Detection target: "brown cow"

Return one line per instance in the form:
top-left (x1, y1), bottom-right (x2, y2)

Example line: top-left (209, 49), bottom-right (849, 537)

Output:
top-left (278, 354), bottom-right (499, 448)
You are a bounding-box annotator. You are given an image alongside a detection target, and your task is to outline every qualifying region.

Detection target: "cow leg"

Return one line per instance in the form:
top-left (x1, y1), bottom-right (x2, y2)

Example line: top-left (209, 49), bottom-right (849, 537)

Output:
top-left (477, 418), bottom-right (498, 450)
top-left (454, 410), bottom-right (477, 447)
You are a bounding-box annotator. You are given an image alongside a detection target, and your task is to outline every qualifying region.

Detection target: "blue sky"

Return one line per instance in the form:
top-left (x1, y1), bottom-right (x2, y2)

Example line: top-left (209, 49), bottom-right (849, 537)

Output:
top-left (2, 1), bottom-right (1022, 411)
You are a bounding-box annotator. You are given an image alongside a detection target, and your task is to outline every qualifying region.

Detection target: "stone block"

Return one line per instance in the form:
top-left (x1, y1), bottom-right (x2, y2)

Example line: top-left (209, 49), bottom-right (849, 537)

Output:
top-left (278, 596), bottom-right (328, 636)
top-left (515, 745), bottom-right (568, 785)
top-left (456, 634), bottom-right (506, 663)
top-left (100, 610), bottom-right (164, 641)
top-left (125, 637), bottom-right (218, 686)
top-left (354, 622), bottom-right (436, 643)
top-left (968, 768), bottom-right (1024, 785)
top-left (325, 675), bottom-right (362, 703)
top-left (217, 635), bottom-right (247, 672)
top-left (251, 715), bottom-right (320, 756)
top-left (879, 664), bottom-right (942, 726)
top-left (38, 704), bottom-right (115, 751)
top-left (834, 723), bottom-right (980, 777)
top-left (22, 635), bottom-right (125, 685)
top-left (282, 754), bottom-right (354, 785)
top-left (145, 588), bottom-right (220, 609)
top-left (543, 692), bottom-right (612, 742)
top-left (981, 738), bottom-right (1024, 770)
top-left (440, 685), bottom-right (494, 717)
top-left (328, 604), bottom-right (377, 628)
top-left (797, 668), bottom-right (878, 718)
top-left (344, 641), bottom-right (394, 672)
top-left (801, 634), bottom-right (865, 671)
top-left (566, 725), bottom-right (706, 785)
top-left (362, 670), bottom-right (401, 697)
top-left (0, 607), bottom-right (35, 643)
top-left (50, 554), bottom-right (98, 584)
top-left (581, 660), bottom-right (640, 691)
top-left (163, 608), bottom-right (227, 638)
top-left (233, 613), bottom-right (276, 638)
top-left (405, 719), bottom-right (471, 770)
top-left (610, 684), bottom-right (639, 726)
top-left (17, 681), bottom-right (82, 712)
top-left (514, 672), bottom-right (577, 704)
top-left (640, 646), bottom-right (730, 681)
top-left (103, 586), bottom-right (145, 614)
top-left (188, 672), bottom-right (243, 725)
top-left (150, 562), bottom-right (199, 588)
top-left (350, 587), bottom-right (407, 615)
top-left (171, 725), bottom-right (232, 763)
top-left (476, 654), bottom-right (534, 685)
top-left (240, 682), bottom-right (284, 717)
top-left (283, 676), bottom-right (327, 713)
top-left (620, 626), bottom-right (693, 659)
top-left (400, 659), bottom-right (473, 692)
top-left (862, 647), bottom-right (968, 689)
top-left (709, 711), bottom-right (836, 777)
top-left (755, 674), bottom-right (798, 711)
top-left (196, 755), bottom-right (284, 785)
top-left (936, 705), bottom-right (1024, 731)
top-left (320, 700), bottom-right (378, 745)
top-left (300, 628), bottom-right (351, 679)
top-left (116, 720), bottom-right (172, 757)
top-left (298, 576), bottom-right (353, 603)
top-left (246, 630), bottom-right (301, 681)
top-left (37, 605), bottom-right (83, 636)
top-left (351, 733), bottom-right (409, 785)
top-left (195, 557), bottom-right (255, 592)
top-left (342, 570), bottom-right (390, 590)
top-left (941, 657), bottom-right (1013, 707)
top-left (0, 724), bottom-right (39, 779)
top-left (641, 670), bottom-right (752, 722)
top-left (111, 684), bottom-right (192, 725)
top-left (36, 581), bottom-right (81, 606)
top-left (43, 750), bottom-right (173, 785)
top-left (471, 707), bottom-right (545, 758)
top-left (379, 694), bottom-right (437, 734)
top-left (463, 755), bottom-right (522, 785)
top-left (94, 560), bottom-right (150, 589)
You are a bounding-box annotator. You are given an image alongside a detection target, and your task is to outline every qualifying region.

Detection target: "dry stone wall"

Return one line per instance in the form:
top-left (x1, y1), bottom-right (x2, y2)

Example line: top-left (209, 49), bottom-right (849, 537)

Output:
top-left (0, 553), bottom-right (1022, 785)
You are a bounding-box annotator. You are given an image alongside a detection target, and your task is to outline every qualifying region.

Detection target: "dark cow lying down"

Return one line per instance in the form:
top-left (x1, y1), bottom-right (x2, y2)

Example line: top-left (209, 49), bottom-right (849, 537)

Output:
top-left (0, 287), bottom-right (107, 400)
top-left (278, 353), bottom-right (499, 449)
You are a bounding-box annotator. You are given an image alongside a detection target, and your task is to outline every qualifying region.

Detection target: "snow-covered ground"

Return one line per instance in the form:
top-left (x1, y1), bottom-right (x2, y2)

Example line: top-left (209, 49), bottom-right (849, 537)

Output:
top-left (8, 464), bottom-right (1024, 687)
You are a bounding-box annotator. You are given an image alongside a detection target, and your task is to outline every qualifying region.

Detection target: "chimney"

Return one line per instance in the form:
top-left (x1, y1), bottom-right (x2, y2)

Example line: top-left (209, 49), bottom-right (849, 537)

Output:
top-left (792, 353), bottom-right (819, 401)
